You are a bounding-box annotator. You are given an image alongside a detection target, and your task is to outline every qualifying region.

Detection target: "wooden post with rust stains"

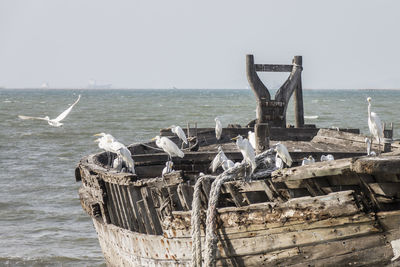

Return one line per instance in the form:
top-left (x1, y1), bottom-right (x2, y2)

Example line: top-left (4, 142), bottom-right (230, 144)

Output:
top-left (383, 122), bottom-right (393, 153)
top-left (293, 56), bottom-right (304, 128)
top-left (255, 123), bottom-right (270, 154)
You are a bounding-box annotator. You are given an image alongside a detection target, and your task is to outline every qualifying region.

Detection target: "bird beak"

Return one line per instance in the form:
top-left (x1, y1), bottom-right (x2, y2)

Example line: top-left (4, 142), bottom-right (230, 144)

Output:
top-left (93, 133), bottom-right (102, 136)
top-left (151, 137), bottom-right (157, 141)
top-left (231, 136), bottom-right (239, 140)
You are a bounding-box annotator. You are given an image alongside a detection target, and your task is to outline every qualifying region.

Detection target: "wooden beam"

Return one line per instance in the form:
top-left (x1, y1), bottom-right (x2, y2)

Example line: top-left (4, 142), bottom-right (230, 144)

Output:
top-left (293, 56), bottom-right (304, 128)
top-left (254, 64), bottom-right (293, 72)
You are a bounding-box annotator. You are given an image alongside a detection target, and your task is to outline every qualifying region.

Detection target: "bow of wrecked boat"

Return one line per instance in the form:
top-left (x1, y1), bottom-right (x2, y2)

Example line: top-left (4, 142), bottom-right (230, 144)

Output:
top-left (74, 55), bottom-right (400, 266)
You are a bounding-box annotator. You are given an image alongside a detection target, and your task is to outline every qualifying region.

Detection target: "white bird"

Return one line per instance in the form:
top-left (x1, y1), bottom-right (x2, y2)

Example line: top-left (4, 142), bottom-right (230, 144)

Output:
top-left (162, 161), bottom-right (174, 176)
top-left (94, 133), bottom-right (116, 166)
top-left (320, 154), bottom-right (334, 162)
top-left (274, 142), bottom-right (293, 167)
top-left (113, 157), bottom-right (123, 171)
top-left (168, 125), bottom-right (188, 145)
top-left (94, 133), bottom-right (135, 173)
top-left (215, 117), bottom-right (222, 140)
top-left (302, 155), bottom-right (315, 166)
top-left (18, 95), bottom-right (81, 127)
top-left (232, 135), bottom-right (256, 172)
top-left (210, 146), bottom-right (228, 172)
top-left (248, 131), bottom-right (256, 149)
top-left (222, 159), bottom-right (235, 171)
top-left (275, 154), bottom-right (284, 169)
top-left (152, 135), bottom-right (184, 160)
top-left (367, 97), bottom-right (383, 154)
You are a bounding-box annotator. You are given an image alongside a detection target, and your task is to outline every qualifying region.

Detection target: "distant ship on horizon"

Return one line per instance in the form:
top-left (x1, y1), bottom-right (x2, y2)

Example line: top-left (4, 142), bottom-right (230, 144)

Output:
top-left (41, 82), bottom-right (49, 89)
top-left (87, 79), bottom-right (112, 89)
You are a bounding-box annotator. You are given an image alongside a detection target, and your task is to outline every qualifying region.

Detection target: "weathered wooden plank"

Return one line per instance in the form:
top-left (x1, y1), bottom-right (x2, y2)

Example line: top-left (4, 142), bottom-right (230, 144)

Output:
top-left (289, 242), bottom-right (393, 267)
top-left (177, 183), bottom-right (194, 210)
top-left (254, 64), bottom-right (293, 72)
top-left (351, 156), bottom-right (400, 175)
top-left (126, 186), bottom-right (146, 233)
top-left (272, 158), bottom-right (352, 182)
top-left (106, 183), bottom-right (123, 227)
top-left (164, 191), bottom-right (362, 237)
top-left (141, 187), bottom-right (163, 235)
top-left (224, 183), bottom-right (246, 207)
top-left (167, 185), bottom-right (184, 211)
top-left (235, 233), bottom-right (387, 267)
top-left (136, 199), bottom-right (154, 235)
top-left (103, 182), bottom-right (117, 225)
top-left (113, 183), bottom-right (130, 230)
top-left (120, 185), bottom-right (138, 231)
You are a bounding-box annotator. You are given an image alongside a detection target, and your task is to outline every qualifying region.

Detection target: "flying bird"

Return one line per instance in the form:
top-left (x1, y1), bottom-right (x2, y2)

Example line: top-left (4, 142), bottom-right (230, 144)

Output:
top-left (18, 95), bottom-right (81, 127)
top-left (232, 135), bottom-right (256, 172)
top-left (152, 135), bottom-right (184, 160)
top-left (274, 142), bottom-right (292, 167)
top-left (215, 117), bottom-right (222, 140)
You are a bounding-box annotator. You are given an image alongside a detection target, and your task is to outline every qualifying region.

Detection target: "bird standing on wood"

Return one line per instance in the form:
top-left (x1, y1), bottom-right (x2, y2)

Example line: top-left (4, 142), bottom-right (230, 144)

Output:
top-left (94, 133), bottom-right (135, 174)
top-left (301, 155), bottom-right (315, 166)
top-left (152, 135), bottom-right (184, 161)
top-left (18, 95), bottom-right (81, 127)
top-left (231, 135), bottom-right (256, 172)
top-left (274, 142), bottom-right (293, 167)
top-left (367, 97), bottom-right (383, 155)
top-left (168, 125), bottom-right (188, 148)
top-left (248, 131), bottom-right (256, 149)
top-left (162, 161), bottom-right (174, 176)
top-left (215, 117), bottom-right (222, 140)
top-left (210, 146), bottom-right (235, 172)
top-left (320, 154), bottom-right (334, 162)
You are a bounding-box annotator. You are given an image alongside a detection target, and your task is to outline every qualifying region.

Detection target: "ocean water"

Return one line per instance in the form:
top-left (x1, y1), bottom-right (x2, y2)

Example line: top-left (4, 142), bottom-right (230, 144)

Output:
top-left (1, 88), bottom-right (399, 266)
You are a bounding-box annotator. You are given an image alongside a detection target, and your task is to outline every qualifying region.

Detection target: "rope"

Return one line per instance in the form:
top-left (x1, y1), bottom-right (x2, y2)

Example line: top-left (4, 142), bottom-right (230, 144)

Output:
top-left (191, 174), bottom-right (215, 267)
top-left (191, 148), bottom-right (276, 267)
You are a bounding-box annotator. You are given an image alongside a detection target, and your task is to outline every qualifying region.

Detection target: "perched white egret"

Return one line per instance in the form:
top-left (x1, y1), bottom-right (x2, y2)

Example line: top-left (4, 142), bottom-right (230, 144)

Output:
top-left (94, 133), bottom-right (135, 173)
top-left (113, 157), bottom-right (123, 171)
top-left (367, 97), bottom-right (383, 154)
top-left (222, 159), bottom-right (235, 171)
top-left (321, 154), bottom-right (334, 162)
top-left (248, 131), bottom-right (256, 149)
top-left (210, 146), bottom-right (228, 172)
top-left (168, 125), bottom-right (188, 145)
top-left (232, 135), bottom-right (256, 172)
top-left (275, 154), bottom-right (284, 169)
top-left (152, 135), bottom-right (184, 160)
top-left (274, 142), bottom-right (292, 167)
top-left (215, 117), bottom-right (222, 140)
top-left (162, 161), bottom-right (174, 176)
top-left (94, 133), bottom-right (116, 166)
top-left (18, 95), bottom-right (81, 127)
top-left (302, 155), bottom-right (315, 166)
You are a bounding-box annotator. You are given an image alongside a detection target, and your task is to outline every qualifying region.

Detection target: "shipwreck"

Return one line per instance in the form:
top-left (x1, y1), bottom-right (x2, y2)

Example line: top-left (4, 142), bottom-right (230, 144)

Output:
top-left (75, 55), bottom-right (400, 266)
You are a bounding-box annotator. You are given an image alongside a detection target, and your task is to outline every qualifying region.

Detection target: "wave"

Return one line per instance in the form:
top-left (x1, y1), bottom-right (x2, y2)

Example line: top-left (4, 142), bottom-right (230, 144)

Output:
top-left (304, 115), bottom-right (319, 119)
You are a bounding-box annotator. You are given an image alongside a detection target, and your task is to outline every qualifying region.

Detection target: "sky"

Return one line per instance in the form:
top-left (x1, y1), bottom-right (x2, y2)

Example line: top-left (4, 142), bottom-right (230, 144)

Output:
top-left (1, 0), bottom-right (399, 89)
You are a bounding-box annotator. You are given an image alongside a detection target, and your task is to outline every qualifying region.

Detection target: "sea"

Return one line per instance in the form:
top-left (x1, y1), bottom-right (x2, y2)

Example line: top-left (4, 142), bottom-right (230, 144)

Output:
top-left (1, 88), bottom-right (399, 266)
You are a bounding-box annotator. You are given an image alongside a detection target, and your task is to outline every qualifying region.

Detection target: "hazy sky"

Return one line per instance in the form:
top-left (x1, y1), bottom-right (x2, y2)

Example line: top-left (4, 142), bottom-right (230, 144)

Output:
top-left (1, 1), bottom-right (399, 89)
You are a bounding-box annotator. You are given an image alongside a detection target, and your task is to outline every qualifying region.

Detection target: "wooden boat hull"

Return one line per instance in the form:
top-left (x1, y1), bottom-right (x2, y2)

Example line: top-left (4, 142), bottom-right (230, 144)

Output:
top-left (83, 186), bottom-right (400, 266)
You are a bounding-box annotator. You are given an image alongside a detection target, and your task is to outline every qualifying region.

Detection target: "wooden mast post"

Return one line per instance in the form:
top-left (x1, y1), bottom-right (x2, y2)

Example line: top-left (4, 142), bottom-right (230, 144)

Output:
top-left (246, 54), bottom-right (304, 154)
top-left (293, 56), bottom-right (304, 128)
